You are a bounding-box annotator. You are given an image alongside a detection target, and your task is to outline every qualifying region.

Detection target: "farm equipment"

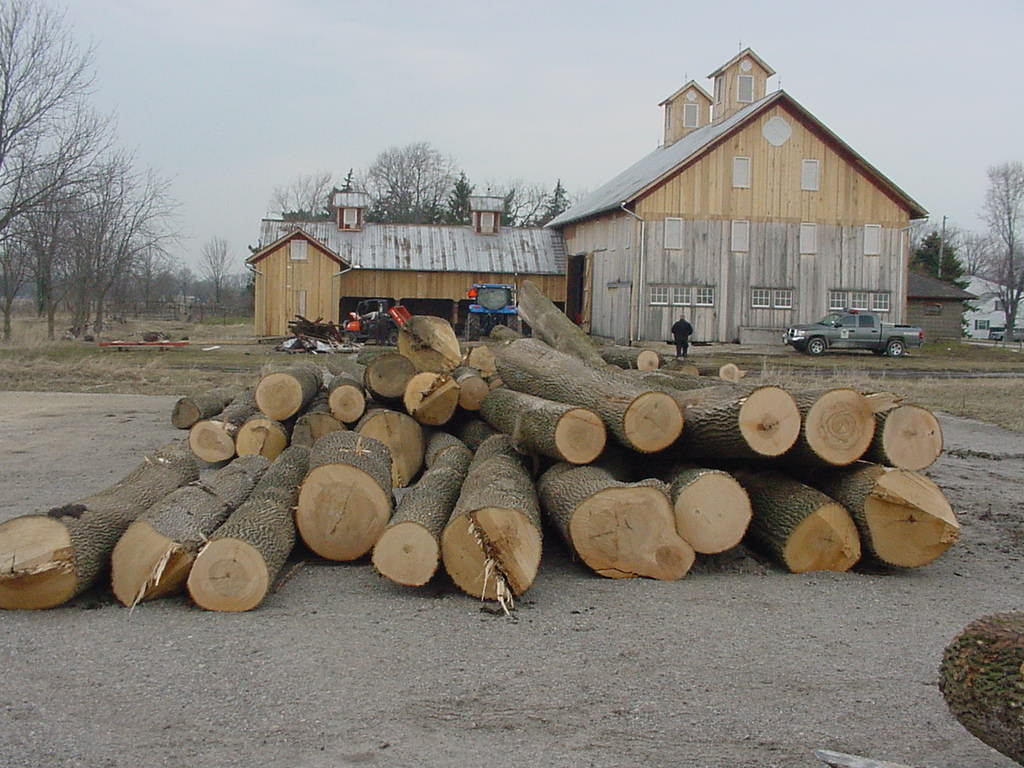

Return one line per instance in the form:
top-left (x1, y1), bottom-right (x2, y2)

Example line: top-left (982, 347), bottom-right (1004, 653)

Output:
top-left (343, 299), bottom-right (411, 345)
top-left (464, 283), bottom-right (519, 340)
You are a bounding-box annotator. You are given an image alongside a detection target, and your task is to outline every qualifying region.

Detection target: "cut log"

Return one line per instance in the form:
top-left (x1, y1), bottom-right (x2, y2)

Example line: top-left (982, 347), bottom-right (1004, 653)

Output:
top-left (187, 446), bottom-right (310, 611)
top-left (790, 462), bottom-right (958, 568)
top-left (402, 372), bottom-right (460, 426)
top-left (423, 430), bottom-right (473, 469)
top-left (537, 464), bottom-right (693, 580)
top-left (489, 324), bottom-right (522, 342)
top-left (939, 611), bottom-right (1024, 765)
top-left (479, 388), bottom-right (606, 464)
top-left (355, 408), bottom-right (424, 487)
top-left (362, 352), bottom-right (416, 406)
top-left (661, 358), bottom-right (700, 376)
top-left (255, 362), bottom-right (322, 420)
top-left (676, 385), bottom-right (802, 460)
top-left (441, 435), bottom-right (543, 602)
top-left (326, 371), bottom-right (367, 424)
top-left (495, 338), bottom-right (683, 453)
top-left (451, 417), bottom-right (499, 451)
top-left (110, 455), bottom-right (269, 606)
top-left (466, 345), bottom-right (497, 377)
top-left (0, 441), bottom-right (198, 610)
top-left (599, 345), bottom-right (661, 371)
top-left (864, 403), bottom-right (943, 471)
top-left (371, 447), bottom-right (472, 587)
top-left (188, 389), bottom-right (260, 463)
top-left (235, 414), bottom-right (291, 460)
top-left (516, 279), bottom-right (606, 368)
top-left (355, 346), bottom-right (396, 365)
top-left (731, 469), bottom-right (861, 573)
top-left (171, 387), bottom-right (239, 429)
top-left (658, 463), bottom-right (752, 554)
top-left (787, 388), bottom-right (876, 467)
top-left (295, 431), bottom-right (393, 561)
top-left (397, 315), bottom-right (462, 373)
top-left (323, 356), bottom-right (366, 380)
top-left (291, 392), bottom-right (345, 449)
top-left (451, 366), bottom-right (489, 411)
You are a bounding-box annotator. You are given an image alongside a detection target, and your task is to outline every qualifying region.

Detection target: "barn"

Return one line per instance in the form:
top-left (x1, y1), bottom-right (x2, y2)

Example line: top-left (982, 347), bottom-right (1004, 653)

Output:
top-left (906, 272), bottom-right (976, 341)
top-left (546, 48), bottom-right (928, 344)
top-left (247, 193), bottom-right (566, 337)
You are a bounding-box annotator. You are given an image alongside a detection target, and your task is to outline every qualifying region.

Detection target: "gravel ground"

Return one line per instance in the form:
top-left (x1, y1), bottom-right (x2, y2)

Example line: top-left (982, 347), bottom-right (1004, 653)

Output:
top-left (0, 392), bottom-right (1021, 768)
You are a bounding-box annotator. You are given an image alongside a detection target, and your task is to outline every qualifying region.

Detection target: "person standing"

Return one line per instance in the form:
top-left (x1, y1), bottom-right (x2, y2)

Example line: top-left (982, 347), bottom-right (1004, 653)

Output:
top-left (671, 315), bottom-right (693, 357)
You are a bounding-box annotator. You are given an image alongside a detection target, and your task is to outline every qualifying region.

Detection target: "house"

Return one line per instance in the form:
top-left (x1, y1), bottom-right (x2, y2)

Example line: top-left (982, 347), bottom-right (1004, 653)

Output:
top-left (962, 274), bottom-right (1024, 339)
top-left (905, 272), bottom-right (976, 340)
top-left (547, 48), bottom-right (928, 344)
top-left (247, 193), bottom-right (565, 337)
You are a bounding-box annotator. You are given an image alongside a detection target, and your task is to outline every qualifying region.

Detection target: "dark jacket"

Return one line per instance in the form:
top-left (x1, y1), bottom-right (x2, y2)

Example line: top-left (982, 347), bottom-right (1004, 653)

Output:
top-left (671, 319), bottom-right (693, 339)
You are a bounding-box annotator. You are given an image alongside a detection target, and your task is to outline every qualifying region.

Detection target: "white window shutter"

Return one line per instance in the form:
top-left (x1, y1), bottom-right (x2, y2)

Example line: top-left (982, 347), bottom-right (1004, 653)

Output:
top-left (864, 224), bottom-right (882, 255)
top-left (733, 157), bottom-right (751, 188)
top-left (480, 212), bottom-right (494, 233)
top-left (731, 220), bottom-right (750, 252)
top-left (737, 75), bottom-right (754, 103)
top-left (664, 218), bottom-right (683, 249)
top-left (801, 159), bottom-right (819, 191)
top-left (290, 239), bottom-right (308, 261)
top-left (800, 223), bottom-right (817, 254)
top-left (683, 103), bottom-right (699, 128)
top-left (342, 208), bottom-right (358, 227)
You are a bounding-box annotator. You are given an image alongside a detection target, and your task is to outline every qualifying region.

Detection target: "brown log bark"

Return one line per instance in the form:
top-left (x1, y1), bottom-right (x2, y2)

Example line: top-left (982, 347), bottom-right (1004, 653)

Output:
top-left (354, 408), bottom-right (424, 487)
top-left (423, 429), bottom-right (473, 469)
top-left (171, 387), bottom-right (239, 429)
top-left (188, 389), bottom-right (260, 463)
top-left (451, 417), bottom-right (499, 451)
top-left (397, 315), bottom-right (462, 373)
top-left (516, 279), bottom-right (607, 368)
top-left (489, 324), bottom-right (522, 342)
top-left (479, 388), bottom-right (606, 464)
top-left (675, 385), bottom-right (802, 460)
top-left (291, 392), bottom-right (346, 448)
top-left (599, 345), bottom-right (661, 371)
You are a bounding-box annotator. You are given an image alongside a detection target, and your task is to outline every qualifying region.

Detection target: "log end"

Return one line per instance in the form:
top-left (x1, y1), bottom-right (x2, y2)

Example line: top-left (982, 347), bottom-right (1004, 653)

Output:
top-left (864, 469), bottom-right (959, 567)
top-left (110, 520), bottom-right (194, 607)
top-left (187, 537), bottom-right (270, 612)
top-left (803, 389), bottom-right (876, 466)
top-left (357, 410), bottom-right (424, 487)
top-left (0, 516), bottom-right (77, 610)
top-left (636, 349), bottom-right (661, 371)
top-left (255, 372), bottom-right (305, 421)
top-left (782, 502), bottom-right (861, 573)
top-left (878, 405), bottom-right (944, 470)
top-left (188, 420), bottom-right (237, 463)
top-left (672, 471), bottom-right (752, 554)
top-left (738, 386), bottom-right (802, 457)
top-left (296, 463), bottom-right (393, 561)
top-left (554, 408), bottom-right (607, 465)
top-left (170, 399), bottom-right (201, 429)
top-left (235, 418), bottom-right (289, 461)
top-left (622, 391), bottom-right (684, 453)
top-left (371, 522), bottom-right (440, 587)
top-left (441, 507), bottom-right (542, 599)
top-left (328, 384), bottom-right (366, 424)
top-left (403, 373), bottom-right (460, 426)
top-left (456, 375), bottom-right (490, 411)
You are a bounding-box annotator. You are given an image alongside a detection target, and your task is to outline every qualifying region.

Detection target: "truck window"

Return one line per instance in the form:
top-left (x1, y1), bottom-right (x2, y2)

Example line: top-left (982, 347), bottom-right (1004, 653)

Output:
top-left (858, 315), bottom-right (875, 328)
top-left (841, 315), bottom-right (857, 327)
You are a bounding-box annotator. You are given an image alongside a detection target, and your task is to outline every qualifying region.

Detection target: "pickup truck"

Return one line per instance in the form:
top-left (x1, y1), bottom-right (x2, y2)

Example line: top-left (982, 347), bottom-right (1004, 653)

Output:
top-left (783, 310), bottom-right (924, 357)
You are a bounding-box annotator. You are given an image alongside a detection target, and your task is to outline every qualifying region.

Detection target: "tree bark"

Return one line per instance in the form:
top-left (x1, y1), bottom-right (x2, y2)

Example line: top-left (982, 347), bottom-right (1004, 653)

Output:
top-left (599, 346), bottom-right (661, 370)
top-left (188, 389), bottom-right (260, 463)
top-left (466, 345), bottom-right (497, 377)
top-left (397, 315), bottom-right (462, 373)
top-left (403, 372), bottom-right (460, 426)
top-left (423, 430), bottom-right (473, 469)
top-left (355, 408), bottom-right (424, 487)
top-left (489, 324), bottom-right (522, 342)
top-left (675, 385), bottom-right (802, 460)
top-left (170, 387), bottom-right (240, 429)
top-left (657, 462), bottom-right (752, 554)
top-left (0, 441), bottom-right (198, 610)
top-left (479, 388), bottom-right (606, 464)
top-left (516, 279), bottom-right (607, 368)
top-left (291, 392), bottom-right (345, 448)
top-left (451, 417), bottom-right (499, 451)
top-left (864, 404), bottom-right (943, 471)
top-left (255, 362), bottom-right (322, 420)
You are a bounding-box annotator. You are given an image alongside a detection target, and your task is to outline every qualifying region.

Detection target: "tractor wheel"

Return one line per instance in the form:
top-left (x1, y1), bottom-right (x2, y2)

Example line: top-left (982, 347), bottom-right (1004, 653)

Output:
top-left (465, 314), bottom-right (480, 342)
top-left (386, 327), bottom-right (399, 346)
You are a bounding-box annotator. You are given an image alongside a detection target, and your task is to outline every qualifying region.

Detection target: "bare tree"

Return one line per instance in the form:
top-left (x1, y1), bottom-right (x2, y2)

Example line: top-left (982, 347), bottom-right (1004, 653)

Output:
top-left (365, 142), bottom-right (456, 224)
top-left (200, 236), bottom-right (231, 305)
top-left (0, 231), bottom-right (30, 340)
top-left (980, 162), bottom-right (1024, 335)
top-left (270, 171), bottom-right (335, 219)
top-left (486, 180), bottom-right (549, 227)
top-left (959, 231), bottom-right (994, 277)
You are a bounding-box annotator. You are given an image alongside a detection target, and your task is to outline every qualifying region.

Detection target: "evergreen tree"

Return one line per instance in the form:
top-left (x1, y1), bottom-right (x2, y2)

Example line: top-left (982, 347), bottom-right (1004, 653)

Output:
top-left (539, 179), bottom-right (569, 225)
top-left (911, 231), bottom-right (967, 288)
top-left (340, 168), bottom-right (355, 193)
top-left (445, 172), bottom-right (473, 225)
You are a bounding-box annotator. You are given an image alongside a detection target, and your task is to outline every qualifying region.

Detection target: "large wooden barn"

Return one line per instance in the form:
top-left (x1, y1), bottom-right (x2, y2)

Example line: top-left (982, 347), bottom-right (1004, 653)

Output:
top-left (248, 193), bottom-right (566, 337)
top-left (547, 48), bottom-right (928, 344)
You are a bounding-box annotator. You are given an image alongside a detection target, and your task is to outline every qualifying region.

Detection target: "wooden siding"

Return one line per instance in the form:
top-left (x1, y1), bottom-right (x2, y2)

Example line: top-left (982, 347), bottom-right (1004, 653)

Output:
top-left (907, 299), bottom-right (965, 341)
top-left (335, 270), bottom-right (565, 306)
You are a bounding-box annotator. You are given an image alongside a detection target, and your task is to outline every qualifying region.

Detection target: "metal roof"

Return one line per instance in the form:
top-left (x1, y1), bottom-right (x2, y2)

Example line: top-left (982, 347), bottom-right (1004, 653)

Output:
top-left (254, 219), bottom-right (565, 275)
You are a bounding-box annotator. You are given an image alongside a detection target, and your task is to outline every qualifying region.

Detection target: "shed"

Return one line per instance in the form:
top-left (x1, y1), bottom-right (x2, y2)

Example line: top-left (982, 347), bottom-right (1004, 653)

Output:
top-left (905, 272), bottom-right (976, 341)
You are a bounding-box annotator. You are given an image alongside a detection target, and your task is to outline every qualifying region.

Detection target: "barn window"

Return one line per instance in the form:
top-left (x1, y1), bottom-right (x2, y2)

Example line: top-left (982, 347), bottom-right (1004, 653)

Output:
top-left (295, 289), bottom-right (307, 316)
top-left (851, 291), bottom-right (870, 310)
top-left (664, 217), bottom-right (683, 249)
top-left (773, 289), bottom-right (793, 309)
top-left (672, 286), bottom-right (691, 305)
top-left (290, 239), bottom-right (308, 261)
top-left (801, 159), bottom-right (820, 191)
top-left (696, 287), bottom-right (715, 306)
top-left (683, 103), bottom-right (699, 128)
top-left (650, 286), bottom-right (669, 305)
top-left (752, 288), bottom-right (771, 308)
top-left (733, 157), bottom-right (751, 189)
top-left (341, 208), bottom-right (359, 229)
top-left (872, 292), bottom-right (890, 312)
top-left (478, 212), bottom-right (496, 234)
top-left (737, 75), bottom-right (754, 103)
top-left (799, 223), bottom-right (817, 255)
top-left (714, 76), bottom-right (723, 104)
top-left (731, 220), bottom-right (750, 252)
top-left (829, 291), bottom-right (847, 311)
top-left (864, 225), bottom-right (882, 256)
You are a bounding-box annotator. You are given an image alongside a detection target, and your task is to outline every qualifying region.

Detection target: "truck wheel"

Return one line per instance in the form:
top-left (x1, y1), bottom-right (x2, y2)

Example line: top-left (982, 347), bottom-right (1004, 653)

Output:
top-left (886, 339), bottom-right (905, 357)
top-left (806, 337), bottom-right (827, 356)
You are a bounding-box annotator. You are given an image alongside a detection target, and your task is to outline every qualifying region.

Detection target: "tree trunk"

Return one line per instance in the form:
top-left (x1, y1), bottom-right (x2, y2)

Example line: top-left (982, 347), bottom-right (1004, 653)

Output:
top-left (675, 385), bottom-right (802, 460)
top-left (451, 366), bottom-right (489, 411)
top-left (355, 346), bottom-right (396, 365)
top-left (362, 352), bottom-right (416, 406)
top-left (397, 315), bottom-right (462, 373)
top-left (355, 408), bottom-right (424, 487)
top-left (489, 325), bottom-right (522, 342)
top-left (255, 362), bottom-right (322, 420)
top-left (657, 463), bottom-right (752, 554)
top-left (423, 429), bottom-right (473, 469)
top-left (466, 345), bottom-right (497, 377)
top-left (451, 417), bottom-right (499, 451)
top-left (0, 441), bottom-right (198, 610)
top-left (600, 346), bottom-right (661, 370)
top-left (295, 431), bottom-right (394, 561)
top-left (441, 435), bottom-right (542, 602)
top-left (787, 388), bottom-right (876, 467)
top-left (188, 389), bottom-right (260, 463)
top-left (939, 611), bottom-right (1024, 764)
top-left (789, 462), bottom-right (958, 568)
top-left (110, 455), bottom-right (269, 606)
top-left (864, 404), bottom-right (943, 471)
top-left (495, 338), bottom-right (683, 453)
top-left (291, 392), bottom-right (345, 448)
top-left (234, 414), bottom-right (292, 460)
top-left (479, 388), bottom-right (606, 464)
top-left (372, 447), bottom-right (472, 587)
top-left (731, 469), bottom-right (861, 573)
top-left (171, 387), bottom-right (240, 429)
top-left (326, 372), bottom-right (366, 424)
top-left (660, 357), bottom-right (700, 375)
top-left (403, 372), bottom-right (460, 426)
top-left (516, 279), bottom-right (607, 368)
top-left (187, 446), bottom-right (310, 612)
top-left (537, 464), bottom-right (693, 580)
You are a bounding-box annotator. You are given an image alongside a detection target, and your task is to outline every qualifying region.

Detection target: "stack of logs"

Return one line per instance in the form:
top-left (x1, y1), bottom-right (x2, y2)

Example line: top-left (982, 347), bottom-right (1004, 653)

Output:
top-left (0, 281), bottom-right (957, 616)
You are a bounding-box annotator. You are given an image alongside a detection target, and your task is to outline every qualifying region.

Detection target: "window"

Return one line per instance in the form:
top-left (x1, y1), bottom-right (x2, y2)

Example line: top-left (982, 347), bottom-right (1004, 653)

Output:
top-left (295, 289), bottom-right (307, 316)
top-left (872, 292), bottom-right (890, 312)
top-left (650, 286), bottom-right (668, 305)
top-left (672, 286), bottom-right (691, 305)
top-left (289, 239), bottom-right (308, 261)
top-left (731, 220), bottom-right (750, 252)
top-left (801, 159), bottom-right (820, 191)
top-left (841, 314), bottom-right (858, 327)
top-left (994, 300), bottom-right (1005, 312)
top-left (683, 103), bottom-right (699, 128)
top-left (733, 156), bottom-right (751, 188)
top-left (479, 212), bottom-right (495, 234)
top-left (773, 289), bottom-right (793, 309)
top-left (851, 291), bottom-right (870, 310)
top-left (341, 208), bottom-right (359, 229)
top-left (864, 224), bottom-right (882, 256)
top-left (925, 303), bottom-right (943, 316)
top-left (799, 223), bottom-right (817, 254)
top-left (737, 74), bottom-right (754, 103)
top-left (664, 217), bottom-right (683, 249)
top-left (858, 315), bottom-right (875, 328)
top-left (696, 287), bottom-right (715, 306)
top-left (976, 319), bottom-right (990, 330)
top-left (714, 76), bottom-right (723, 104)
top-left (752, 288), bottom-right (771, 308)
top-left (829, 291), bottom-right (847, 310)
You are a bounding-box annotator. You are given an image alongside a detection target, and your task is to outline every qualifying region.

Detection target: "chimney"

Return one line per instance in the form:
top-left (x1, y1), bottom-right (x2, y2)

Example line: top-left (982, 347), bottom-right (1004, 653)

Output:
top-left (659, 80), bottom-right (712, 145)
top-left (469, 195), bottom-right (504, 235)
top-left (708, 48), bottom-right (775, 123)
top-left (333, 190), bottom-right (370, 231)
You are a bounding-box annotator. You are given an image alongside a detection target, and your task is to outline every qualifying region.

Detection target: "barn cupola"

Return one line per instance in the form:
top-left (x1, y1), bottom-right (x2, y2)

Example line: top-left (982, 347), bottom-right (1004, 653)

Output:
top-left (659, 80), bottom-right (712, 145)
top-left (708, 48), bottom-right (775, 123)
top-left (469, 195), bottom-right (504, 235)
top-left (334, 190), bottom-right (370, 231)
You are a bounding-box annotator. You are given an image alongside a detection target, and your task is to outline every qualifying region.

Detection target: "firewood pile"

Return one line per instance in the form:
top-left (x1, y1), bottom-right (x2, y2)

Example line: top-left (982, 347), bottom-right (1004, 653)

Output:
top-left (278, 315), bottom-right (356, 353)
top-left (0, 281), bottom-right (958, 615)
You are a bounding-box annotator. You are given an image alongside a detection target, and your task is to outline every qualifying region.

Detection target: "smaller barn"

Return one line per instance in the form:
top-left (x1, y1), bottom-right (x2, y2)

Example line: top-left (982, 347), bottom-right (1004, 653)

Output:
top-left (247, 193), bottom-right (566, 337)
top-left (905, 272), bottom-right (975, 341)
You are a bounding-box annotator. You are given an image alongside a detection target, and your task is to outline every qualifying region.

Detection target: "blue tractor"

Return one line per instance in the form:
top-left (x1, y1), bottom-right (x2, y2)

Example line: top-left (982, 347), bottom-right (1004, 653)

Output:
top-left (465, 283), bottom-right (520, 340)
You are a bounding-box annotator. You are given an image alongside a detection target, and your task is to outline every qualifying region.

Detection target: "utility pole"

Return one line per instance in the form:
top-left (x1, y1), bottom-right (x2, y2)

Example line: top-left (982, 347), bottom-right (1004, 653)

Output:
top-left (938, 215), bottom-right (947, 279)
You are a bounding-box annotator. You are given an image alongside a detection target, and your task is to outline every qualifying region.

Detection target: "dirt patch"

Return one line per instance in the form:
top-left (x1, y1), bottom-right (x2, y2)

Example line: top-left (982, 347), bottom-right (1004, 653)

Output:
top-left (0, 392), bottom-right (1021, 768)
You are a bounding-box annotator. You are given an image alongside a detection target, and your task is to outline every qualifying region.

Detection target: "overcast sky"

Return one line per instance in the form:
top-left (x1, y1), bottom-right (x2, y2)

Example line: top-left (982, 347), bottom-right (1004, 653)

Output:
top-left (62, 0), bottom-right (1022, 272)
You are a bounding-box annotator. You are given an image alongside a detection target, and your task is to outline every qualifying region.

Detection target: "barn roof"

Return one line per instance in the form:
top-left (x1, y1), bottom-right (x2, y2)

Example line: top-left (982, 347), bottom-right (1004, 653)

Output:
top-left (907, 272), bottom-right (976, 300)
top-left (249, 219), bottom-right (565, 275)
top-left (547, 90), bottom-right (928, 228)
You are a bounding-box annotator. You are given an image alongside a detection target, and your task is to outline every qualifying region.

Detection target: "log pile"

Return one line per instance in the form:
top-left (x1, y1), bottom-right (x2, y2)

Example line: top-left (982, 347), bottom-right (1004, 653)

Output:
top-left (0, 293), bottom-right (961, 614)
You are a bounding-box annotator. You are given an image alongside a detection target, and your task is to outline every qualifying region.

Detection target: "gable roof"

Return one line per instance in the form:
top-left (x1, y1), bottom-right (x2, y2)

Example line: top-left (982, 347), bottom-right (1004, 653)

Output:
top-left (708, 47), bottom-right (775, 78)
top-left (247, 227), bottom-right (347, 266)
top-left (658, 80), bottom-right (712, 106)
top-left (907, 271), bottom-right (976, 300)
top-left (547, 90), bottom-right (928, 228)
